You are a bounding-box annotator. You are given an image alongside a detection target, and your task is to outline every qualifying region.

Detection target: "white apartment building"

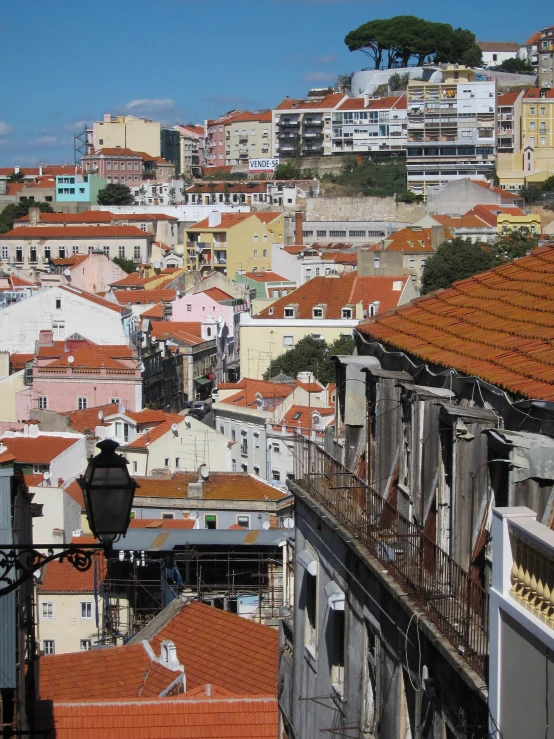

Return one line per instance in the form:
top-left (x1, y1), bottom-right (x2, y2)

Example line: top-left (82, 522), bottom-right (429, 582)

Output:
top-left (406, 66), bottom-right (497, 197)
top-left (273, 93), bottom-right (347, 159)
top-left (331, 95), bottom-right (407, 155)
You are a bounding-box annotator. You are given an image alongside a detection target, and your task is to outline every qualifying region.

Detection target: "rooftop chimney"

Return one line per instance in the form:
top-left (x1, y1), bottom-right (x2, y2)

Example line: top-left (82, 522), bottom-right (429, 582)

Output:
top-left (28, 207), bottom-right (40, 228)
top-left (208, 210), bottom-right (221, 228)
top-left (188, 479), bottom-right (203, 498)
top-left (38, 329), bottom-right (53, 346)
top-left (430, 225), bottom-right (445, 250)
top-left (295, 211), bottom-right (303, 246)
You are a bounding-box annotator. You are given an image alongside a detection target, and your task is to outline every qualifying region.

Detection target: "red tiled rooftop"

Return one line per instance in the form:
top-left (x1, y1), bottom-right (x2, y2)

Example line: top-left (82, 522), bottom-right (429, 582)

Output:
top-left (498, 92), bottom-right (521, 106)
top-left (256, 273), bottom-right (408, 319)
top-left (524, 87), bottom-right (554, 99)
top-left (40, 538), bottom-right (105, 594)
top-left (113, 289), bottom-right (177, 304)
top-left (35, 695), bottom-right (278, 739)
top-left (59, 285), bottom-right (129, 313)
top-left (0, 435), bottom-right (81, 464)
top-left (16, 210), bottom-right (177, 224)
top-left (478, 41), bottom-right (519, 51)
top-left (148, 321), bottom-right (204, 346)
top-left (338, 95), bottom-right (406, 111)
top-left (1, 226), bottom-right (154, 239)
top-left (201, 286), bottom-right (234, 301)
top-left (276, 93), bottom-right (345, 110)
top-left (470, 180), bottom-right (522, 200)
top-left (218, 378), bottom-right (296, 409)
top-left (357, 246), bottom-right (554, 401)
top-left (129, 518), bottom-right (195, 529)
top-left (141, 302), bottom-right (164, 318)
top-left (188, 212), bottom-right (281, 230)
top-left (10, 353), bottom-right (34, 371)
top-left (60, 403), bottom-right (119, 434)
top-left (132, 472), bottom-right (288, 501)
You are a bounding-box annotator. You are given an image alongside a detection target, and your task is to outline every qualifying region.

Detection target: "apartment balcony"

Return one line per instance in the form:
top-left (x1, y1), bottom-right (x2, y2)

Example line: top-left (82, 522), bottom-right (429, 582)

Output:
top-left (304, 132), bottom-right (324, 140)
top-left (303, 118), bottom-right (323, 126)
top-left (302, 146), bottom-right (324, 154)
top-left (292, 440), bottom-right (489, 678)
top-left (278, 119), bottom-right (300, 127)
top-left (239, 134), bottom-right (248, 142)
top-left (277, 132), bottom-right (300, 140)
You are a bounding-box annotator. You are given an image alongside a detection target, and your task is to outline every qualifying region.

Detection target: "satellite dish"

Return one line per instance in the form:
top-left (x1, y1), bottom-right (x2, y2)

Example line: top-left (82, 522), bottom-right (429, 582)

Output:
top-left (139, 362), bottom-right (145, 372)
top-left (151, 336), bottom-right (157, 343)
top-left (67, 356), bottom-right (74, 364)
top-left (283, 517), bottom-right (294, 529)
top-left (262, 520), bottom-right (270, 530)
top-left (189, 512), bottom-right (198, 520)
top-left (98, 411), bottom-right (104, 420)
top-left (64, 268), bottom-right (71, 276)
top-left (171, 423), bottom-right (178, 433)
top-left (176, 289), bottom-right (181, 296)
top-left (43, 471), bottom-right (50, 481)
top-left (153, 260), bottom-right (161, 269)
top-left (136, 267), bottom-right (140, 272)
top-left (118, 404), bottom-right (126, 415)
top-left (199, 464), bottom-right (209, 480)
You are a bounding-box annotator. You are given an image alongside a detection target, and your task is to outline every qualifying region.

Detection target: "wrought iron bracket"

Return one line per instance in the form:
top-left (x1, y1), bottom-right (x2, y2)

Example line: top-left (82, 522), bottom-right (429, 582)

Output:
top-left (0, 544), bottom-right (103, 596)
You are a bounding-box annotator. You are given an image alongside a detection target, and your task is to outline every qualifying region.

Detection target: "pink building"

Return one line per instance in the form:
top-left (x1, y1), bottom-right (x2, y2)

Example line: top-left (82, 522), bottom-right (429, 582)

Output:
top-left (82, 148), bottom-right (144, 185)
top-left (171, 287), bottom-right (248, 382)
top-left (39, 252), bottom-right (127, 294)
top-left (16, 333), bottom-right (142, 420)
top-left (204, 111), bottom-right (240, 168)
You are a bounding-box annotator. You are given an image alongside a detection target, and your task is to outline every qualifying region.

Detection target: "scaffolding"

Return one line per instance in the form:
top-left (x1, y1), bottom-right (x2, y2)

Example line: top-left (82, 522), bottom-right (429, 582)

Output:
top-left (100, 545), bottom-right (288, 643)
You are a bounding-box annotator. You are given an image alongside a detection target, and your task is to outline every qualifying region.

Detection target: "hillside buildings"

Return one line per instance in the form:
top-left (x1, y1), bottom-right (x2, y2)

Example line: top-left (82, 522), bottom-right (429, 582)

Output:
top-left (273, 93), bottom-right (346, 159)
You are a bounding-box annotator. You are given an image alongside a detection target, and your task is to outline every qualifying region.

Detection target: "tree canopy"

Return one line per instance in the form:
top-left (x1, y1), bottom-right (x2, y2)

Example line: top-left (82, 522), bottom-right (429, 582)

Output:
top-left (421, 233), bottom-right (538, 294)
top-left (7, 171), bottom-right (25, 183)
top-left (97, 183), bottom-right (134, 206)
top-left (345, 16), bottom-right (482, 69)
top-left (0, 200), bottom-right (54, 234)
top-left (112, 257), bottom-right (137, 274)
top-left (496, 57), bottom-right (534, 73)
top-left (263, 335), bottom-right (355, 385)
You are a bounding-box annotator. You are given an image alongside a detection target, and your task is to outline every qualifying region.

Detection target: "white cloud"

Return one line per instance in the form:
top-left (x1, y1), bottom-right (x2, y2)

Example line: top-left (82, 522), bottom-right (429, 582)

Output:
top-left (315, 54), bottom-right (337, 63)
top-left (302, 71), bottom-right (336, 82)
top-left (0, 122), bottom-right (13, 136)
top-left (123, 98), bottom-right (175, 113)
top-left (30, 136), bottom-right (62, 147)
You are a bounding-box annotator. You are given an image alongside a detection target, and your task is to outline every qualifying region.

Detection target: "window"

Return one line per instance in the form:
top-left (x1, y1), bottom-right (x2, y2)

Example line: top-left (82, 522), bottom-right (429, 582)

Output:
top-left (164, 458), bottom-right (170, 467)
top-left (272, 442), bottom-right (280, 454)
top-left (272, 470), bottom-right (281, 481)
top-left (103, 245), bottom-right (110, 257)
top-left (263, 249), bottom-right (267, 258)
top-left (1, 246), bottom-right (7, 261)
top-left (52, 322), bottom-right (65, 339)
top-left (44, 247), bottom-right (51, 260)
top-left (161, 513), bottom-right (175, 519)
top-left (118, 245), bottom-right (125, 258)
top-left (541, 136), bottom-right (547, 146)
top-left (317, 230), bottom-right (327, 237)
top-left (77, 397), bottom-right (87, 410)
top-left (205, 514), bottom-right (217, 529)
top-left (134, 246), bottom-right (141, 260)
top-left (38, 396), bottom-right (48, 410)
top-left (283, 335), bottom-right (294, 347)
top-left (58, 247), bottom-right (66, 259)
top-left (313, 308), bottom-right (323, 318)
top-left (331, 608), bottom-right (346, 691)
top-left (71, 245), bottom-right (79, 255)
top-left (342, 308), bottom-right (352, 319)
top-left (305, 567), bottom-right (317, 651)
top-left (363, 627), bottom-right (380, 736)
top-left (284, 307), bottom-right (295, 318)
top-left (133, 461), bottom-right (138, 473)
top-left (530, 106), bottom-right (536, 115)
top-left (237, 515), bottom-right (250, 529)
top-left (41, 602), bottom-right (54, 619)
top-left (253, 466), bottom-right (260, 475)
top-left (55, 298), bottom-right (61, 310)
top-left (80, 602), bottom-right (93, 619)
top-left (329, 230), bottom-right (346, 237)
top-left (253, 250), bottom-right (258, 259)
top-left (349, 230), bottom-right (366, 237)
top-left (541, 106), bottom-right (547, 116)
top-left (43, 640), bottom-right (55, 655)
top-left (80, 639), bottom-right (92, 651)
top-left (253, 235), bottom-right (258, 242)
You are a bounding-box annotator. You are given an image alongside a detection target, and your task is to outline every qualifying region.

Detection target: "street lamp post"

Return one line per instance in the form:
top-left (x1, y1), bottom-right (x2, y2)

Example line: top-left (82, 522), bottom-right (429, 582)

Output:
top-left (0, 439), bottom-right (138, 596)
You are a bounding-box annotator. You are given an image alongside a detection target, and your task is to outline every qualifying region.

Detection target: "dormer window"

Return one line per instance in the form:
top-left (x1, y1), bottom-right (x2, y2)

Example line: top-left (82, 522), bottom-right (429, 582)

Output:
top-left (313, 307), bottom-right (323, 318)
top-left (341, 307), bottom-right (352, 319)
top-left (269, 307), bottom-right (274, 315)
top-left (284, 306), bottom-right (295, 318)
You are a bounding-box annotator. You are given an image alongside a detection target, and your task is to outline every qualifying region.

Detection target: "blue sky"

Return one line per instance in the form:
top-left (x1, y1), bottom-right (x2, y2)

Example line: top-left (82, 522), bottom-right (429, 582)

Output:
top-left (0, 0), bottom-right (549, 165)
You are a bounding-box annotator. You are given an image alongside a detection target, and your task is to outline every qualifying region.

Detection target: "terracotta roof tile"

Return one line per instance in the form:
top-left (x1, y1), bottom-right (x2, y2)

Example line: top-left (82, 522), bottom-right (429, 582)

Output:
top-left (256, 273), bottom-right (408, 319)
top-left (141, 303), bottom-right (164, 318)
top-left (113, 289), bottom-right (177, 304)
top-left (40, 539), bottom-right (106, 594)
top-left (16, 210), bottom-right (177, 224)
top-left (357, 246), bottom-right (554, 400)
top-left (10, 353), bottom-right (34, 371)
top-left (218, 378), bottom-right (295, 409)
top-left (59, 285), bottom-right (129, 314)
top-left (498, 92), bottom-right (521, 106)
top-left (64, 480), bottom-right (85, 509)
top-left (1, 226), bottom-right (154, 239)
top-left (61, 403), bottom-right (119, 434)
top-left (149, 321), bottom-right (205, 346)
top-left (188, 212), bottom-right (281, 231)
top-left (129, 518), bottom-right (195, 529)
top-left (0, 435), bottom-right (81, 464)
top-left (478, 41), bottom-right (519, 51)
top-left (132, 472), bottom-right (289, 502)
top-left (338, 95), bottom-right (406, 111)
top-left (243, 271), bottom-right (290, 282)
top-left (470, 180), bottom-right (523, 200)
top-left (35, 696), bottom-right (278, 739)
top-left (276, 93), bottom-right (345, 110)
top-left (202, 286), bottom-right (234, 301)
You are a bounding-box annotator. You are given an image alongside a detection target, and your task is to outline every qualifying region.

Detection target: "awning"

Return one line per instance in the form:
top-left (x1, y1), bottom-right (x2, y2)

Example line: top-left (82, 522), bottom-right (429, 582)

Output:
top-left (297, 549), bottom-right (317, 576)
top-left (324, 581), bottom-right (345, 611)
top-left (195, 377), bottom-right (212, 386)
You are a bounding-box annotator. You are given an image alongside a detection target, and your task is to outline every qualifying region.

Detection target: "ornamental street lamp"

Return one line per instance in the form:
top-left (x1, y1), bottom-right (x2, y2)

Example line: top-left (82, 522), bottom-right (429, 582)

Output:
top-left (0, 439), bottom-right (139, 596)
top-left (78, 439), bottom-right (138, 545)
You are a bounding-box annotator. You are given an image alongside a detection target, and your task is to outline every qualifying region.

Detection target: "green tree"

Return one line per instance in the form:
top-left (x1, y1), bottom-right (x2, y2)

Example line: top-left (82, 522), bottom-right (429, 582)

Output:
top-left (389, 71), bottom-right (411, 91)
top-left (274, 162), bottom-right (301, 180)
top-left (421, 238), bottom-right (498, 294)
top-left (263, 334), bottom-right (355, 384)
top-left (541, 175), bottom-right (554, 191)
top-left (7, 171), bottom-right (25, 183)
top-left (497, 57), bottom-right (534, 73)
top-left (112, 257), bottom-right (137, 274)
top-left (0, 200), bottom-right (54, 234)
top-left (520, 185), bottom-right (543, 203)
top-left (491, 231), bottom-right (539, 261)
top-left (97, 183), bottom-right (134, 206)
top-left (335, 74), bottom-right (352, 93)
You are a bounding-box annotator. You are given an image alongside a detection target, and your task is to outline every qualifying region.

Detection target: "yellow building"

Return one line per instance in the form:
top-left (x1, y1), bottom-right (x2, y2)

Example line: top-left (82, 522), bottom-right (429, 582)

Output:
top-left (498, 89), bottom-right (554, 189)
top-left (497, 211), bottom-right (541, 234)
top-left (185, 212), bottom-right (285, 279)
top-left (92, 114), bottom-right (161, 158)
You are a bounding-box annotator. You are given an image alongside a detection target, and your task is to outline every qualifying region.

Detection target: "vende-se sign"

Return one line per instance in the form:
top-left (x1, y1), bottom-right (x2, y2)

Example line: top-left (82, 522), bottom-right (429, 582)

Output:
top-left (249, 158), bottom-right (279, 173)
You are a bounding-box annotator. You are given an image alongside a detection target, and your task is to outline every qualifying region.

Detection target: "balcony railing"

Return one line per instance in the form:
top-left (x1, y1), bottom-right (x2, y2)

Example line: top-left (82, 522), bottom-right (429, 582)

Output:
top-left (509, 522), bottom-right (554, 628)
top-left (292, 440), bottom-right (489, 678)
top-left (277, 133), bottom-right (300, 140)
top-left (278, 120), bottom-right (300, 127)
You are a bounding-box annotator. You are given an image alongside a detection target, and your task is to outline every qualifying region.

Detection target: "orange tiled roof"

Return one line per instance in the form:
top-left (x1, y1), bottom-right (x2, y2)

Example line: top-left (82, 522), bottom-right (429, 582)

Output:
top-left (149, 601), bottom-right (278, 695)
top-left (59, 285), bottom-right (129, 313)
top-left (64, 480), bottom-right (85, 509)
top-left (470, 180), bottom-right (522, 200)
top-left (357, 246), bottom-right (554, 401)
top-left (219, 378), bottom-right (295, 409)
top-left (478, 41), bottom-right (519, 51)
top-left (430, 213), bottom-right (492, 229)
top-left (338, 95), bottom-right (406, 111)
top-left (256, 273), bottom-right (408, 319)
top-left (10, 353), bottom-right (34, 371)
top-left (188, 212), bottom-right (281, 231)
top-left (0, 166), bottom-right (81, 176)
top-left (280, 404), bottom-right (334, 426)
top-left (89, 147), bottom-right (143, 157)
top-left (2, 225), bottom-right (153, 239)
top-left (226, 110), bottom-right (272, 123)
top-left (243, 271), bottom-right (290, 282)
top-left (468, 204), bottom-right (528, 227)
top-left (201, 286), bottom-right (234, 301)
top-left (186, 181), bottom-right (267, 194)
top-left (129, 518), bottom-right (195, 529)
top-left (113, 289), bottom-right (177, 304)
top-left (498, 92), bottom-right (521, 106)
top-left (525, 31), bottom-right (542, 45)
top-left (16, 211), bottom-right (177, 224)
top-left (276, 93), bottom-right (345, 110)
top-left (43, 342), bottom-right (134, 370)
top-left (524, 87), bottom-right (554, 99)
top-left (60, 403), bottom-right (119, 434)
top-left (141, 302), bottom-right (164, 318)
top-left (40, 538), bottom-right (105, 593)
top-left (0, 435), bottom-right (81, 464)
top-left (133, 472), bottom-right (288, 502)
top-left (149, 321), bottom-right (205, 346)
top-left (35, 695), bottom-right (278, 739)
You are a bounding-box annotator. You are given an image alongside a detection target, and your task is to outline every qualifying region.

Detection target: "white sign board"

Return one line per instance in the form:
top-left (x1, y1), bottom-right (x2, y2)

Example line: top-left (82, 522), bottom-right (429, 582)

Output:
top-left (249, 158), bottom-right (279, 173)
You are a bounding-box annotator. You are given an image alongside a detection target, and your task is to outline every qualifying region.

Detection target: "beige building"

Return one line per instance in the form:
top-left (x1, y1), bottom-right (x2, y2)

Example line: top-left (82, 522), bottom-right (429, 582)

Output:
top-left (239, 272), bottom-right (416, 380)
top-left (90, 114), bottom-right (161, 158)
top-left (224, 111), bottom-right (272, 165)
top-left (37, 542), bottom-right (130, 655)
